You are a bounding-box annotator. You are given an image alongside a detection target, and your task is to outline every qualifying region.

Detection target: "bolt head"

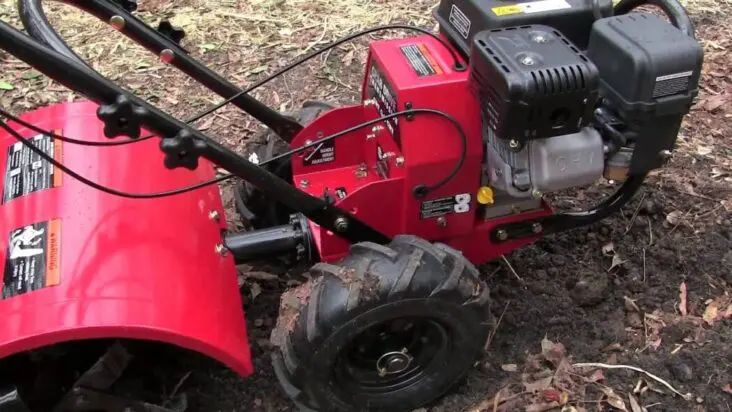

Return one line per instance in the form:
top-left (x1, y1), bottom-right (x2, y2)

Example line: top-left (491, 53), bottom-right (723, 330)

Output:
top-left (300, 179), bottom-right (309, 188)
top-left (209, 210), bottom-right (220, 221)
top-left (395, 156), bottom-right (405, 167)
top-left (334, 217), bottom-right (349, 232)
top-left (496, 230), bottom-right (508, 241)
top-left (215, 243), bottom-right (228, 256)
top-left (531, 189), bottom-right (543, 199)
top-left (532, 222), bottom-right (543, 234)
top-left (437, 216), bottom-right (447, 227)
top-left (520, 55), bottom-right (536, 66)
top-left (509, 139), bottom-right (521, 150)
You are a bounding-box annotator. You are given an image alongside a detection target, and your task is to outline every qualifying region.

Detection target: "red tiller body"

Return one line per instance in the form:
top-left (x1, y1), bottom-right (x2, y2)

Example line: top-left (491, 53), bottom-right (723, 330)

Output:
top-left (291, 35), bottom-right (552, 263)
top-left (0, 102), bottom-right (253, 376)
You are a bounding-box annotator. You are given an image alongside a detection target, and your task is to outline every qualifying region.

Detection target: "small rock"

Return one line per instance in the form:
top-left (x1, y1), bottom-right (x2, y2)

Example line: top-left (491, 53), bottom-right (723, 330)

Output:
top-left (254, 399), bottom-right (263, 406)
top-left (722, 252), bottom-right (732, 283)
top-left (535, 269), bottom-right (548, 280)
top-left (666, 359), bottom-right (693, 382)
top-left (641, 200), bottom-right (657, 215)
top-left (571, 275), bottom-right (611, 307)
top-left (626, 312), bottom-right (643, 328)
top-left (254, 318), bottom-right (265, 328)
top-left (551, 255), bottom-right (566, 266)
top-left (547, 267), bottom-right (560, 277)
top-left (587, 232), bottom-right (597, 241)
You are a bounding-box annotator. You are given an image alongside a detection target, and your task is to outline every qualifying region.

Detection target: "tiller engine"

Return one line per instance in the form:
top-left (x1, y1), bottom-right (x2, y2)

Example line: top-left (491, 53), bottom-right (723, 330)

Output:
top-left (0, 0), bottom-right (702, 410)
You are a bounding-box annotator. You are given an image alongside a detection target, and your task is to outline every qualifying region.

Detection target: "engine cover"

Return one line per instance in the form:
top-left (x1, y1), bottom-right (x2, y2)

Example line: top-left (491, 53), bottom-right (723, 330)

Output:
top-left (470, 25), bottom-right (599, 144)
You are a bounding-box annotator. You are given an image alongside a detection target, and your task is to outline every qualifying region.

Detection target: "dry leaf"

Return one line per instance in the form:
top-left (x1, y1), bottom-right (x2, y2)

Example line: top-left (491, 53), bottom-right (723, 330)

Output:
top-left (524, 376), bottom-right (553, 392)
top-left (703, 301), bottom-right (720, 325)
top-left (586, 369), bottom-right (605, 383)
top-left (703, 94), bottom-right (727, 112)
top-left (527, 402), bottom-right (561, 412)
top-left (722, 199), bottom-right (732, 213)
top-left (722, 383), bottom-right (732, 394)
top-left (609, 254), bottom-right (626, 271)
top-left (628, 394), bottom-right (643, 412)
top-left (501, 363), bottom-right (518, 372)
top-left (541, 336), bottom-right (554, 354)
top-left (666, 211), bottom-right (683, 225)
top-left (696, 145), bottom-right (713, 156)
top-left (624, 296), bottom-right (641, 313)
top-left (250, 282), bottom-right (262, 300)
top-left (601, 387), bottom-right (628, 411)
top-left (602, 242), bottom-right (615, 256)
top-left (679, 282), bottom-right (688, 316)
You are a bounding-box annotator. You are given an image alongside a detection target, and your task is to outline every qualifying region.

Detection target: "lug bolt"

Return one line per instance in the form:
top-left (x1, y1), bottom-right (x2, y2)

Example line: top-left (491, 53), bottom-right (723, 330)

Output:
top-left (334, 217), bottom-right (349, 232)
top-left (110, 15), bottom-right (125, 30)
top-left (532, 222), bottom-right (543, 234)
top-left (209, 210), bottom-right (220, 222)
top-left (496, 230), bottom-right (509, 241)
top-left (395, 156), bottom-right (405, 167)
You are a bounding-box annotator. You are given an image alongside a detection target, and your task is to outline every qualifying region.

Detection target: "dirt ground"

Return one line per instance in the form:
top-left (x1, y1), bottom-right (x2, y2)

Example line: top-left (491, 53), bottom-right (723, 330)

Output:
top-left (1, 0), bottom-right (731, 411)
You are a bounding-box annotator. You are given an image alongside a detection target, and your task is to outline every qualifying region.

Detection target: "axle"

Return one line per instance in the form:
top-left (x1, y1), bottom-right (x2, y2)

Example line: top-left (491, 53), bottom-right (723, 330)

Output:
top-left (224, 215), bottom-right (313, 264)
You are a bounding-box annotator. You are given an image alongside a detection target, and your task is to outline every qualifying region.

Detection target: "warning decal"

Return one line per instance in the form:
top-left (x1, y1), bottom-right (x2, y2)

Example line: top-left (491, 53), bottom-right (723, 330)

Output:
top-left (302, 140), bottom-right (336, 166)
top-left (3, 131), bottom-right (63, 204)
top-left (401, 44), bottom-right (444, 77)
top-left (3, 219), bottom-right (62, 300)
top-left (421, 194), bottom-right (472, 219)
top-left (449, 4), bottom-right (471, 39)
top-left (493, 0), bottom-right (571, 16)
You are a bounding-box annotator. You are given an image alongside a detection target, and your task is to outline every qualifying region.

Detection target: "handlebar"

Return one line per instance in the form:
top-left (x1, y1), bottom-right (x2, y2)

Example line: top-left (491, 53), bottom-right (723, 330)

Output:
top-left (16, 0), bottom-right (304, 141)
top-left (614, 0), bottom-right (696, 38)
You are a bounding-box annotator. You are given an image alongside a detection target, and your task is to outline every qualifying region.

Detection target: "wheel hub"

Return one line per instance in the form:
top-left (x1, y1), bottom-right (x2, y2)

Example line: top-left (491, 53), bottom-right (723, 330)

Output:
top-left (376, 349), bottom-right (413, 377)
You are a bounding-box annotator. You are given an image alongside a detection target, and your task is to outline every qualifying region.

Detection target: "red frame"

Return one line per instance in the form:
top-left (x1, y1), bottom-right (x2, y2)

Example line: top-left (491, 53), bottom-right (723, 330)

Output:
top-left (291, 35), bottom-right (553, 263)
top-left (0, 102), bottom-right (253, 376)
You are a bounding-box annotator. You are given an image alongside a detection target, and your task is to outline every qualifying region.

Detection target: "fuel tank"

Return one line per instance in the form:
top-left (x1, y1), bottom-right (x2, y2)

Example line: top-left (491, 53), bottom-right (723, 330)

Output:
top-left (0, 101), bottom-right (252, 376)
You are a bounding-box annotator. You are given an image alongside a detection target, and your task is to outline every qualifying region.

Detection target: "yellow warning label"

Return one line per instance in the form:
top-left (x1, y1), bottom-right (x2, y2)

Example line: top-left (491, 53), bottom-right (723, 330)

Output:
top-left (492, 5), bottom-right (523, 16)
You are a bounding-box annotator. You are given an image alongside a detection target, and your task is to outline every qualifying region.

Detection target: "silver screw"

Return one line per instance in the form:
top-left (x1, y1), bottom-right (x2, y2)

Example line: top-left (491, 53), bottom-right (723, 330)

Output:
top-left (531, 33), bottom-right (548, 43)
top-left (300, 179), bottom-right (309, 188)
top-left (209, 210), bottom-right (220, 221)
top-left (519, 55), bottom-right (536, 66)
top-left (395, 156), bottom-right (405, 167)
top-left (496, 230), bottom-right (509, 241)
top-left (215, 243), bottom-right (228, 256)
top-left (437, 217), bottom-right (447, 227)
top-left (509, 139), bottom-right (521, 150)
top-left (334, 217), bottom-right (349, 232)
top-left (532, 222), bottom-right (543, 234)
top-left (531, 189), bottom-right (543, 199)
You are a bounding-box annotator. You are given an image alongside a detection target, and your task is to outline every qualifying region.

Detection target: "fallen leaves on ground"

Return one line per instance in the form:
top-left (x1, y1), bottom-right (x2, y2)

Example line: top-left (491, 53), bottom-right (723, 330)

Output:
top-left (702, 295), bottom-right (732, 325)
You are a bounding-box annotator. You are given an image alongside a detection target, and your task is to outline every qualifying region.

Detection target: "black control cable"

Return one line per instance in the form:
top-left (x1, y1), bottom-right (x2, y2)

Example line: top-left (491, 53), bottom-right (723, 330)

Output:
top-left (0, 24), bottom-right (464, 147)
top-left (0, 108), bottom-right (466, 199)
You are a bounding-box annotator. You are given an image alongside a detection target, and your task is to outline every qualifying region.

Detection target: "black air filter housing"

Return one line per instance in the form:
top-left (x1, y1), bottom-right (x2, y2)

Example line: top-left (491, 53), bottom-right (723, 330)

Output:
top-left (470, 25), bottom-right (599, 143)
top-left (587, 13), bottom-right (703, 173)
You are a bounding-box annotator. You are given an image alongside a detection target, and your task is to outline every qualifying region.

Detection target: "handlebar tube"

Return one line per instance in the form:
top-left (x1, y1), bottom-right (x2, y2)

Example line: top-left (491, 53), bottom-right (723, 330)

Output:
top-left (17, 0), bottom-right (304, 141)
top-left (0, 20), bottom-right (391, 245)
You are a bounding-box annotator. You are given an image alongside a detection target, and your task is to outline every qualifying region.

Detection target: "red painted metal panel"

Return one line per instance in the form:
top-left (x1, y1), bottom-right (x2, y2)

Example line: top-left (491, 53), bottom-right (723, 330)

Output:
top-left (0, 102), bottom-right (253, 376)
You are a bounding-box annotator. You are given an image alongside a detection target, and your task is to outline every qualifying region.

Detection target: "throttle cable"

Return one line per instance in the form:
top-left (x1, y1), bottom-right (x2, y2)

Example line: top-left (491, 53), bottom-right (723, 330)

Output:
top-left (0, 108), bottom-right (466, 199)
top-left (1, 24), bottom-right (463, 147)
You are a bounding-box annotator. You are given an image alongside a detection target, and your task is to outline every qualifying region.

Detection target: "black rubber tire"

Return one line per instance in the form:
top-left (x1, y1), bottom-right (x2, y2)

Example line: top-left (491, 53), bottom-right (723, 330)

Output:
top-left (271, 235), bottom-right (492, 412)
top-left (234, 101), bottom-right (334, 229)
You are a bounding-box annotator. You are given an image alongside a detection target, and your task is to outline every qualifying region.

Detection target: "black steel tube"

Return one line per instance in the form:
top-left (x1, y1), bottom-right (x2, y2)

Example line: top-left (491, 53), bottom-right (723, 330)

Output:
top-left (225, 224), bottom-right (305, 263)
top-left (491, 173), bottom-right (648, 241)
top-left (18, 0), bottom-right (303, 140)
top-left (0, 21), bottom-right (391, 245)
